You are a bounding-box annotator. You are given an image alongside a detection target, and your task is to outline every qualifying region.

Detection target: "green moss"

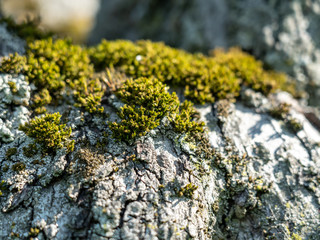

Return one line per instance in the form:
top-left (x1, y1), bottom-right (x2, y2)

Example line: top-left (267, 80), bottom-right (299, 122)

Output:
top-left (31, 89), bottom-right (52, 114)
top-left (19, 112), bottom-right (74, 153)
top-left (0, 53), bottom-right (27, 74)
top-left (287, 117), bottom-right (303, 133)
top-left (75, 93), bottom-right (104, 114)
top-left (176, 183), bottom-right (198, 199)
top-left (11, 162), bottom-right (26, 172)
top-left (29, 227), bottom-right (40, 237)
top-left (291, 233), bottom-right (302, 240)
top-left (22, 143), bottom-right (38, 158)
top-left (5, 147), bottom-right (17, 160)
top-left (270, 103), bottom-right (291, 120)
top-left (109, 77), bottom-right (179, 141)
top-left (172, 100), bottom-right (205, 133)
top-left (8, 81), bottom-right (18, 93)
top-left (1, 36), bottom-right (290, 114)
top-left (211, 48), bottom-right (286, 95)
top-left (109, 77), bottom-right (204, 141)
top-left (0, 38), bottom-right (103, 114)
top-left (90, 40), bottom-right (289, 104)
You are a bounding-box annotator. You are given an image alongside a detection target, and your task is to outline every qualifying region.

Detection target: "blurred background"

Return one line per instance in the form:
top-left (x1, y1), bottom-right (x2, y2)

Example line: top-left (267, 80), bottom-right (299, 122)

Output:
top-left (0, 0), bottom-right (99, 43)
top-left (0, 0), bottom-right (320, 106)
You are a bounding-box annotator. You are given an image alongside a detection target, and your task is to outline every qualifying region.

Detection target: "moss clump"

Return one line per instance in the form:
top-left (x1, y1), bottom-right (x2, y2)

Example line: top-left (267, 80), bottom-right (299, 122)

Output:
top-left (211, 48), bottom-right (286, 95)
top-left (19, 112), bottom-right (74, 153)
top-left (172, 100), bottom-right (205, 133)
top-left (176, 183), bottom-right (198, 199)
top-left (7, 81), bottom-right (18, 93)
top-left (0, 53), bottom-right (27, 74)
top-left (22, 143), bottom-right (38, 158)
top-left (269, 103), bottom-right (302, 133)
top-left (90, 40), bottom-right (290, 104)
top-left (287, 117), bottom-right (303, 133)
top-left (75, 93), bottom-right (104, 114)
top-left (11, 162), bottom-right (26, 172)
top-left (109, 77), bottom-right (179, 141)
top-left (5, 147), bottom-right (17, 160)
top-left (28, 227), bottom-right (40, 238)
top-left (269, 102), bottom-right (291, 120)
top-left (0, 38), bottom-right (104, 114)
top-left (109, 77), bottom-right (204, 141)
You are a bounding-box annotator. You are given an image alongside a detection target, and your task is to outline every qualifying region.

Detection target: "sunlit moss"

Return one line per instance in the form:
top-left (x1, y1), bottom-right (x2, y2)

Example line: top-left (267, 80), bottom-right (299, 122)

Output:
top-left (109, 77), bottom-right (204, 142)
top-left (19, 112), bottom-right (74, 153)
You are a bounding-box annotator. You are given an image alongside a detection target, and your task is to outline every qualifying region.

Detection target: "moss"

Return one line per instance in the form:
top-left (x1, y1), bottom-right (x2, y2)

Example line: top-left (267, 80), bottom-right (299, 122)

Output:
top-left (1, 35), bottom-right (290, 115)
top-left (22, 143), bottom-right (38, 158)
top-left (7, 81), bottom-right (18, 93)
top-left (75, 93), bottom-right (104, 114)
top-left (11, 162), bottom-right (26, 172)
top-left (287, 117), bottom-right (303, 133)
top-left (211, 48), bottom-right (286, 95)
top-left (29, 227), bottom-right (40, 238)
top-left (176, 183), bottom-right (198, 199)
top-left (31, 89), bottom-right (52, 113)
top-left (5, 147), bottom-right (17, 160)
top-left (291, 233), bottom-right (302, 240)
top-left (19, 112), bottom-right (74, 153)
top-left (0, 53), bottom-right (27, 74)
top-left (90, 40), bottom-right (289, 104)
top-left (126, 154), bottom-right (137, 162)
top-left (188, 131), bottom-right (215, 161)
top-left (109, 77), bottom-right (179, 141)
top-left (172, 100), bottom-right (205, 133)
top-left (270, 103), bottom-right (291, 120)
top-left (109, 77), bottom-right (204, 141)
top-left (0, 38), bottom-right (104, 114)
top-left (2, 164), bottom-right (9, 172)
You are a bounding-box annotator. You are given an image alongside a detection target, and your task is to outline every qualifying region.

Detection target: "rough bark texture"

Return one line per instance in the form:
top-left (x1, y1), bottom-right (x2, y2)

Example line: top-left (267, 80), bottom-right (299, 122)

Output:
top-left (0, 22), bottom-right (320, 240)
top-left (1, 73), bottom-right (320, 239)
top-left (89, 0), bottom-right (320, 105)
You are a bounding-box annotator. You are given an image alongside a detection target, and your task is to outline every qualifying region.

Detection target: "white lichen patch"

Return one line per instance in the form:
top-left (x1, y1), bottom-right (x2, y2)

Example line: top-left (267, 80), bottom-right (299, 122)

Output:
top-left (0, 74), bottom-right (31, 143)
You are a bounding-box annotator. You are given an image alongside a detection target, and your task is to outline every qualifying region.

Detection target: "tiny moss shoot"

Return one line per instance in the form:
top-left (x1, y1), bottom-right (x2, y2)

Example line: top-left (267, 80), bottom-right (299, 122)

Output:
top-left (176, 183), bottom-right (198, 199)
